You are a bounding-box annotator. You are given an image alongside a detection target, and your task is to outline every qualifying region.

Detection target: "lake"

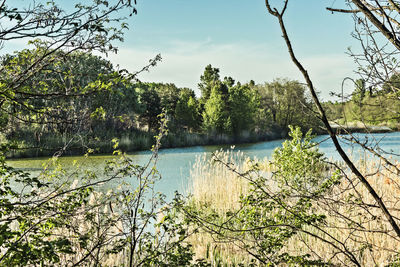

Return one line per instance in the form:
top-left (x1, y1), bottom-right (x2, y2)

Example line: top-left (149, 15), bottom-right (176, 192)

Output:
top-left (7, 132), bottom-right (400, 200)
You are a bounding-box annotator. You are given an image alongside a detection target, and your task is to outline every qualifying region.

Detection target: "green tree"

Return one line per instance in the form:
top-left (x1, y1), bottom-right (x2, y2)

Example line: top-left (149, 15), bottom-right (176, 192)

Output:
top-left (0, 0), bottom-right (137, 121)
top-left (1, 48), bottom-right (146, 153)
top-left (0, 1), bottom-right (198, 265)
top-left (228, 83), bottom-right (259, 136)
top-left (201, 70), bottom-right (261, 136)
top-left (264, 2), bottom-right (400, 264)
top-left (138, 85), bottom-right (162, 132)
top-left (198, 64), bottom-right (220, 103)
top-left (183, 126), bottom-right (340, 265)
top-left (256, 79), bottom-right (321, 133)
top-left (153, 83), bottom-right (181, 117)
top-left (175, 88), bottom-right (201, 131)
top-left (202, 82), bottom-right (231, 134)
top-left (383, 73), bottom-right (400, 95)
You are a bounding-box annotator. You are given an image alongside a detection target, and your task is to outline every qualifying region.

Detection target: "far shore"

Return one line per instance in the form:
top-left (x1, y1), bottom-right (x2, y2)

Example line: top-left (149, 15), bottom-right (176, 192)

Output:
top-left (6, 124), bottom-right (399, 160)
top-left (329, 121), bottom-right (396, 134)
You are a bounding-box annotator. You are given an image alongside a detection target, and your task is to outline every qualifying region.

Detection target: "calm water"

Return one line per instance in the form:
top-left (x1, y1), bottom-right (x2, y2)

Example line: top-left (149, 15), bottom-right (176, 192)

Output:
top-left (7, 132), bottom-right (400, 200)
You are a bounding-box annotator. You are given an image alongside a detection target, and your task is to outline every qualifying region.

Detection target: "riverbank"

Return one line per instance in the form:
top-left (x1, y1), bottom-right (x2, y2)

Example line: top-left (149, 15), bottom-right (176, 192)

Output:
top-left (5, 128), bottom-right (285, 159)
top-left (6, 123), bottom-right (398, 159)
top-left (329, 121), bottom-right (398, 133)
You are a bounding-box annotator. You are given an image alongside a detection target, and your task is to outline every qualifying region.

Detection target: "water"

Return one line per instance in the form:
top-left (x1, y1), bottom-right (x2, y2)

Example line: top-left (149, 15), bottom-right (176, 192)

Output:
top-left (7, 132), bottom-right (400, 200)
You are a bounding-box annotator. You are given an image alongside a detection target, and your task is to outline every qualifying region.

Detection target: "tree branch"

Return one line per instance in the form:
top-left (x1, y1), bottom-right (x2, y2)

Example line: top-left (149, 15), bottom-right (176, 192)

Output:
top-left (265, 0), bottom-right (400, 239)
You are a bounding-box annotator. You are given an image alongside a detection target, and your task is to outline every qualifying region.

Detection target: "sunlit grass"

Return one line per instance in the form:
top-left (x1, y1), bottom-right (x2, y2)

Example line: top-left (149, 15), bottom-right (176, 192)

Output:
top-left (187, 149), bottom-right (261, 265)
top-left (188, 149), bottom-right (400, 266)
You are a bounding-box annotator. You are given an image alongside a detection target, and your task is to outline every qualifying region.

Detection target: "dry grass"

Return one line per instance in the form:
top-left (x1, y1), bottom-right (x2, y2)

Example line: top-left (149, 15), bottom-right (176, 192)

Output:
top-left (188, 149), bottom-right (400, 266)
top-left (287, 157), bottom-right (400, 266)
top-left (189, 149), bottom-right (252, 212)
top-left (188, 149), bottom-right (265, 265)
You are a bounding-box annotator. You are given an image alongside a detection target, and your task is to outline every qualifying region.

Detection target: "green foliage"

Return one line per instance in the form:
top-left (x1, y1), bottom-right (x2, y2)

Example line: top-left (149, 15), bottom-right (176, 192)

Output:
top-left (198, 64), bottom-right (221, 102)
top-left (4, 57), bottom-right (326, 155)
top-left (2, 47), bottom-right (144, 149)
top-left (175, 88), bottom-right (201, 131)
top-left (329, 93), bottom-right (400, 126)
top-left (227, 126), bottom-right (338, 264)
top-left (0, 1), bottom-right (201, 265)
top-left (272, 126), bottom-right (340, 196)
top-left (323, 101), bottom-right (344, 122)
top-left (255, 79), bottom-right (322, 134)
top-left (201, 66), bottom-right (260, 137)
top-left (228, 83), bottom-right (259, 136)
top-left (138, 85), bottom-right (162, 132)
top-left (328, 75), bottom-right (400, 127)
top-left (0, 118), bottom-right (200, 266)
top-left (352, 79), bottom-right (367, 103)
top-left (202, 83), bottom-right (231, 134)
top-left (154, 83), bottom-right (181, 117)
top-left (383, 73), bottom-right (400, 94)
top-left (183, 126), bottom-right (340, 265)
top-left (0, 152), bottom-right (97, 265)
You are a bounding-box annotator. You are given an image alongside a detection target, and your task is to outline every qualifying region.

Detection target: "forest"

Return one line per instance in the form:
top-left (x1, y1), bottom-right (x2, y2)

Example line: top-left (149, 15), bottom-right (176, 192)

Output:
top-left (5, 48), bottom-right (399, 158)
top-left (2, 0), bottom-right (400, 266)
top-left (325, 77), bottom-right (400, 128)
top-left (2, 48), bottom-right (323, 157)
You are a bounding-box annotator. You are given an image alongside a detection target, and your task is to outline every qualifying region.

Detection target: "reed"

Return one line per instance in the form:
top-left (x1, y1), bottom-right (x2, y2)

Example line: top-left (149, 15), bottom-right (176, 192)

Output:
top-left (188, 149), bottom-right (263, 265)
top-left (188, 149), bottom-right (400, 266)
top-left (287, 156), bottom-right (400, 266)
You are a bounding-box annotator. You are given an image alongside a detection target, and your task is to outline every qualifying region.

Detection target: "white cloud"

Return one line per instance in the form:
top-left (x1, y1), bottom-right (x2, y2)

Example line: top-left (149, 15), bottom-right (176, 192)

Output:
top-left (106, 40), bottom-right (355, 100)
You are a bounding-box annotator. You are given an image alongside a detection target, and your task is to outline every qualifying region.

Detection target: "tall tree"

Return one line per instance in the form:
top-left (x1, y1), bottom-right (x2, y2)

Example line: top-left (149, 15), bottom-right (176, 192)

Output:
top-left (138, 85), bottom-right (162, 132)
top-left (228, 83), bottom-right (259, 136)
top-left (256, 79), bottom-right (320, 133)
top-left (175, 88), bottom-right (201, 131)
top-left (198, 64), bottom-right (221, 102)
top-left (0, 0), bottom-right (140, 121)
top-left (153, 83), bottom-right (181, 119)
top-left (202, 82), bottom-right (231, 134)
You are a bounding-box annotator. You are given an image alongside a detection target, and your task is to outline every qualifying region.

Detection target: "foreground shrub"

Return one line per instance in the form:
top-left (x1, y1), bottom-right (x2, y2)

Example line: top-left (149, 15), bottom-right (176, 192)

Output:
top-left (183, 126), bottom-right (400, 266)
top-left (0, 121), bottom-right (198, 266)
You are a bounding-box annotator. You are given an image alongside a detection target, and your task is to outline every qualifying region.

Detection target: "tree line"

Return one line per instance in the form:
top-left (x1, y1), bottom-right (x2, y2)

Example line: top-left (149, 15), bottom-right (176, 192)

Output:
top-left (324, 76), bottom-right (400, 128)
top-left (2, 49), bottom-right (322, 157)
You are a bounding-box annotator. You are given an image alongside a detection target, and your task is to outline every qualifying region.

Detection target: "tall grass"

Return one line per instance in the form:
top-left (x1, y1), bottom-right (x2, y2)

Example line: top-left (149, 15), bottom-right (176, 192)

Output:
top-left (288, 157), bottom-right (400, 266)
top-left (188, 149), bottom-right (267, 265)
top-left (188, 149), bottom-right (400, 266)
top-left (6, 126), bottom-right (283, 159)
top-left (189, 149), bottom-right (253, 212)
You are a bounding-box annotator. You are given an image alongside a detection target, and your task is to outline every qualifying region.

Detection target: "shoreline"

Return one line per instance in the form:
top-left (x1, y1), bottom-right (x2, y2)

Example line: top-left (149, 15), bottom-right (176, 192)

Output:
top-left (5, 130), bottom-right (284, 159)
top-left (6, 126), bottom-right (399, 160)
top-left (329, 122), bottom-right (396, 134)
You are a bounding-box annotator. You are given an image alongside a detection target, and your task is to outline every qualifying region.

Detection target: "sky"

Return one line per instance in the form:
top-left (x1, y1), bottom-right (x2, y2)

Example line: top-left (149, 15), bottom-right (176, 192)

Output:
top-left (104, 0), bottom-right (360, 100)
top-left (5, 0), bottom-right (360, 100)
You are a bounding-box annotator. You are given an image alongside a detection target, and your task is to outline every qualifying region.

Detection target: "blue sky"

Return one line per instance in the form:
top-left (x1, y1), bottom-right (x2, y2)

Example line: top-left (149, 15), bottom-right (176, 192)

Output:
top-left (106, 0), bottom-right (359, 100)
top-left (5, 0), bottom-right (359, 100)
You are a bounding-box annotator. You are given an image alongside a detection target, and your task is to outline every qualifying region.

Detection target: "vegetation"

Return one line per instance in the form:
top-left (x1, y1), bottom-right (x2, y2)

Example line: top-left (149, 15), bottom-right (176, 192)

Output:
top-left (0, 115), bottom-right (207, 266)
top-left (324, 78), bottom-right (400, 129)
top-left (255, 79), bottom-right (321, 134)
top-left (3, 51), bottom-right (323, 157)
top-left (184, 127), bottom-right (340, 265)
top-left (187, 127), bottom-right (400, 266)
top-left (0, 1), bottom-right (197, 266)
top-left (2, 0), bottom-right (400, 266)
